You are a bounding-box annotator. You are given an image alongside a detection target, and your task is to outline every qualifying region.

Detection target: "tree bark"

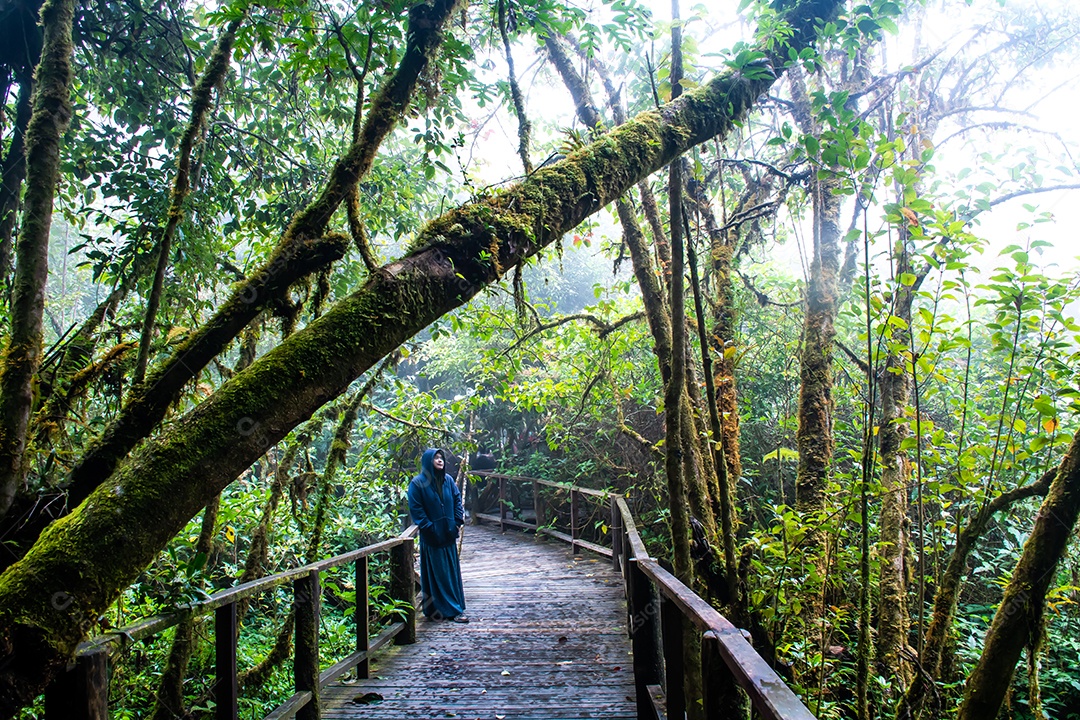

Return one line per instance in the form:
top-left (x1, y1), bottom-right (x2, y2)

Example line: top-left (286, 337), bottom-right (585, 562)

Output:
top-left (899, 470), bottom-right (1053, 719)
top-left (957, 432), bottom-right (1080, 720)
top-left (875, 237), bottom-right (922, 695)
top-left (791, 71), bottom-right (841, 562)
top-left (0, 76), bottom-right (32, 291)
top-left (0, 0), bottom-right (842, 708)
top-left (0, 0), bottom-right (75, 520)
top-left (133, 17), bottom-right (245, 386)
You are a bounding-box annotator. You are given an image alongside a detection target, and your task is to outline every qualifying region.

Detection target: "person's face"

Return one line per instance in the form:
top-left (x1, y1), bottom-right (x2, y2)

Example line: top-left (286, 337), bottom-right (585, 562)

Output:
top-left (433, 453), bottom-right (445, 471)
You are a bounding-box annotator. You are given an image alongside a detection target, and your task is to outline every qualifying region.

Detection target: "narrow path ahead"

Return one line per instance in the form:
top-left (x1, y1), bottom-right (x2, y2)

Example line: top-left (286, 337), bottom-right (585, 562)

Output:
top-left (322, 523), bottom-right (636, 719)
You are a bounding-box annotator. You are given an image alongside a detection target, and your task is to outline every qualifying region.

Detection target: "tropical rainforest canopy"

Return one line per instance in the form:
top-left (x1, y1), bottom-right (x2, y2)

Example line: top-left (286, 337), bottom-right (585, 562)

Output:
top-left (0, 0), bottom-right (1079, 717)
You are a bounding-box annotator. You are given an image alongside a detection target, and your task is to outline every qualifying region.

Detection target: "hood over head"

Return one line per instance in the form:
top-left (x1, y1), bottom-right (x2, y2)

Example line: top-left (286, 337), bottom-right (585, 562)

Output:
top-left (420, 447), bottom-right (446, 483)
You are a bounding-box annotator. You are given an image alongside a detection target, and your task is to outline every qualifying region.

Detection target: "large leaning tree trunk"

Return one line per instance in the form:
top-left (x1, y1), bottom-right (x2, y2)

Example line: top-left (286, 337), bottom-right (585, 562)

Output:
top-left (0, 0), bottom-right (75, 520)
top-left (0, 0), bottom-right (841, 710)
top-left (0, 0), bottom-right (460, 571)
top-left (957, 428), bottom-right (1080, 720)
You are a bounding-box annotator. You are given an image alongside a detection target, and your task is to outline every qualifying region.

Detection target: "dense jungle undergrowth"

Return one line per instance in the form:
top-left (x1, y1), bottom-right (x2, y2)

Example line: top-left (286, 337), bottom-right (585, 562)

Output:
top-left (1, 0), bottom-right (1079, 717)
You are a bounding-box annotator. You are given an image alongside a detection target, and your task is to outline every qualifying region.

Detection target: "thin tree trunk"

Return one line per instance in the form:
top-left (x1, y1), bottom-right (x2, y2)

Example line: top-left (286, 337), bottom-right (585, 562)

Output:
top-left (133, 16), bottom-right (245, 386)
top-left (0, 1), bottom-right (844, 706)
top-left (898, 470), bottom-right (1053, 719)
top-left (149, 321), bottom-right (259, 719)
top-left (0, 76), bottom-right (33, 291)
top-left (686, 217), bottom-right (737, 604)
top-left (957, 432), bottom-right (1080, 720)
top-left (876, 238), bottom-right (920, 696)
top-left (791, 73), bottom-right (842, 568)
top-left (238, 357), bottom-right (392, 693)
top-left (149, 496), bottom-right (219, 720)
top-left (0, 0), bottom-right (75, 520)
top-left (664, 7), bottom-right (693, 583)
top-left (499, 0), bottom-right (532, 174)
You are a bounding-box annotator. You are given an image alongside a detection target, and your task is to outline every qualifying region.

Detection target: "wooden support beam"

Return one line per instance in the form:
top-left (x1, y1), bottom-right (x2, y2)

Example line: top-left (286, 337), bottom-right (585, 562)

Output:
top-left (571, 488), bottom-right (580, 554)
top-left (660, 596), bottom-right (685, 720)
top-left (610, 496), bottom-right (622, 572)
top-left (214, 602), bottom-right (238, 720)
top-left (43, 647), bottom-right (108, 720)
top-left (499, 476), bottom-right (507, 532)
top-left (629, 558), bottom-right (661, 719)
top-left (294, 569), bottom-right (321, 720)
top-left (391, 538), bottom-right (417, 644)
top-left (533, 478), bottom-right (543, 528)
top-left (356, 555), bottom-right (370, 679)
top-left (701, 631), bottom-right (737, 719)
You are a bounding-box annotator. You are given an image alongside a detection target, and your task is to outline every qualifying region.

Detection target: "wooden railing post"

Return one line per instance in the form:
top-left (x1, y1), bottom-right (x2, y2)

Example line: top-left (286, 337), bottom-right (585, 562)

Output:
top-left (44, 648), bottom-right (108, 720)
top-left (391, 538), bottom-right (417, 643)
top-left (701, 631), bottom-right (726, 718)
top-left (610, 496), bottom-right (621, 571)
top-left (498, 476), bottom-right (507, 533)
top-left (629, 559), bottom-right (661, 719)
top-left (356, 555), bottom-right (370, 679)
top-left (701, 630), bottom-right (747, 718)
top-left (660, 595), bottom-right (685, 720)
top-left (294, 569), bottom-right (321, 720)
top-left (471, 475), bottom-right (482, 525)
top-left (532, 478), bottom-right (541, 528)
top-left (570, 488), bottom-right (580, 554)
top-left (214, 602), bottom-right (239, 720)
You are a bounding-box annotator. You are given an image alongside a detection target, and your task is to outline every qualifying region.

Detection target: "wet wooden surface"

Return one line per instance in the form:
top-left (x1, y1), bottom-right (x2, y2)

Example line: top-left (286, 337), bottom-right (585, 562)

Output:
top-left (322, 523), bottom-right (636, 719)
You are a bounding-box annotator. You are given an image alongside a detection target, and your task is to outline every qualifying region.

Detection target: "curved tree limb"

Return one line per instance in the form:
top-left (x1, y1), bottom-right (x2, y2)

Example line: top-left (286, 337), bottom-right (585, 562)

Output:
top-left (898, 468), bottom-right (1055, 719)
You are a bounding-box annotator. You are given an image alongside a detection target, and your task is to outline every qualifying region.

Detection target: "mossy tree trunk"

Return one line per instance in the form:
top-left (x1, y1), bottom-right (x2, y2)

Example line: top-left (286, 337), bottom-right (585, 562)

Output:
top-left (0, 75), bottom-right (33, 292)
top-left (898, 470), bottom-right (1053, 720)
top-left (789, 69), bottom-right (842, 577)
top-left (875, 230), bottom-right (927, 697)
top-left (957, 430), bottom-right (1080, 720)
top-left (132, 16), bottom-right (245, 386)
top-left (0, 0), bottom-right (842, 709)
top-left (0, 0), bottom-right (75, 521)
top-left (545, 29), bottom-right (701, 577)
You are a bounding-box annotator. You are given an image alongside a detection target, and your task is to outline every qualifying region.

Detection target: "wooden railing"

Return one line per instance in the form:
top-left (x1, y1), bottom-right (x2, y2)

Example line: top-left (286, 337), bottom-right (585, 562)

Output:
top-left (41, 525), bottom-right (420, 720)
top-left (470, 471), bottom-right (816, 720)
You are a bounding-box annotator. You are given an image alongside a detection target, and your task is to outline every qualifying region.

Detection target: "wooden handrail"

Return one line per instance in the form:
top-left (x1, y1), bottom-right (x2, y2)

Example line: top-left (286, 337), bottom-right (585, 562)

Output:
top-left (45, 525), bottom-right (421, 720)
top-left (469, 471), bottom-right (817, 720)
top-left (471, 470), bottom-right (611, 497)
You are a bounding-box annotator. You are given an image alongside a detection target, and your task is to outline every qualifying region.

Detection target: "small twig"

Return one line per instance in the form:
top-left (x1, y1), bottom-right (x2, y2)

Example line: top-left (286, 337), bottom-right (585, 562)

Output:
top-left (364, 404), bottom-right (450, 435)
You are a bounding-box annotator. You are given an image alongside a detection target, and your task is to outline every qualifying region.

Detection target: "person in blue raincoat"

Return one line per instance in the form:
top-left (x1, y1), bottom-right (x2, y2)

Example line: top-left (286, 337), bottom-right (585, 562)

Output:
top-left (407, 448), bottom-right (469, 623)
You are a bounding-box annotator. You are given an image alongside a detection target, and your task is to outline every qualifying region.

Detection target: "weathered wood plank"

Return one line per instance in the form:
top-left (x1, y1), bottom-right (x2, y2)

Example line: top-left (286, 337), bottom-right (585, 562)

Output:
top-left (321, 524), bottom-right (636, 720)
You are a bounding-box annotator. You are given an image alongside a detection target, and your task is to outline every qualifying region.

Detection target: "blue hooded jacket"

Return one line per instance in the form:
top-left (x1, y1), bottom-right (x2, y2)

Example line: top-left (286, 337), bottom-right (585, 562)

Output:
top-left (407, 448), bottom-right (464, 548)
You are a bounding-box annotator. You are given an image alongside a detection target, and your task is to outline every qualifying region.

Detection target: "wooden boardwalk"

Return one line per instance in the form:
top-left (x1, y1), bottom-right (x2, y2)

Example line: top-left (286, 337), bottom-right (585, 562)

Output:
top-left (322, 523), bottom-right (637, 719)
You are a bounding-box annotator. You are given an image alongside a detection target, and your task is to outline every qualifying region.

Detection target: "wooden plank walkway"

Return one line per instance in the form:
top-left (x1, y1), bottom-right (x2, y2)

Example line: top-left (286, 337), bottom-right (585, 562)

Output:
top-left (322, 523), bottom-right (637, 719)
